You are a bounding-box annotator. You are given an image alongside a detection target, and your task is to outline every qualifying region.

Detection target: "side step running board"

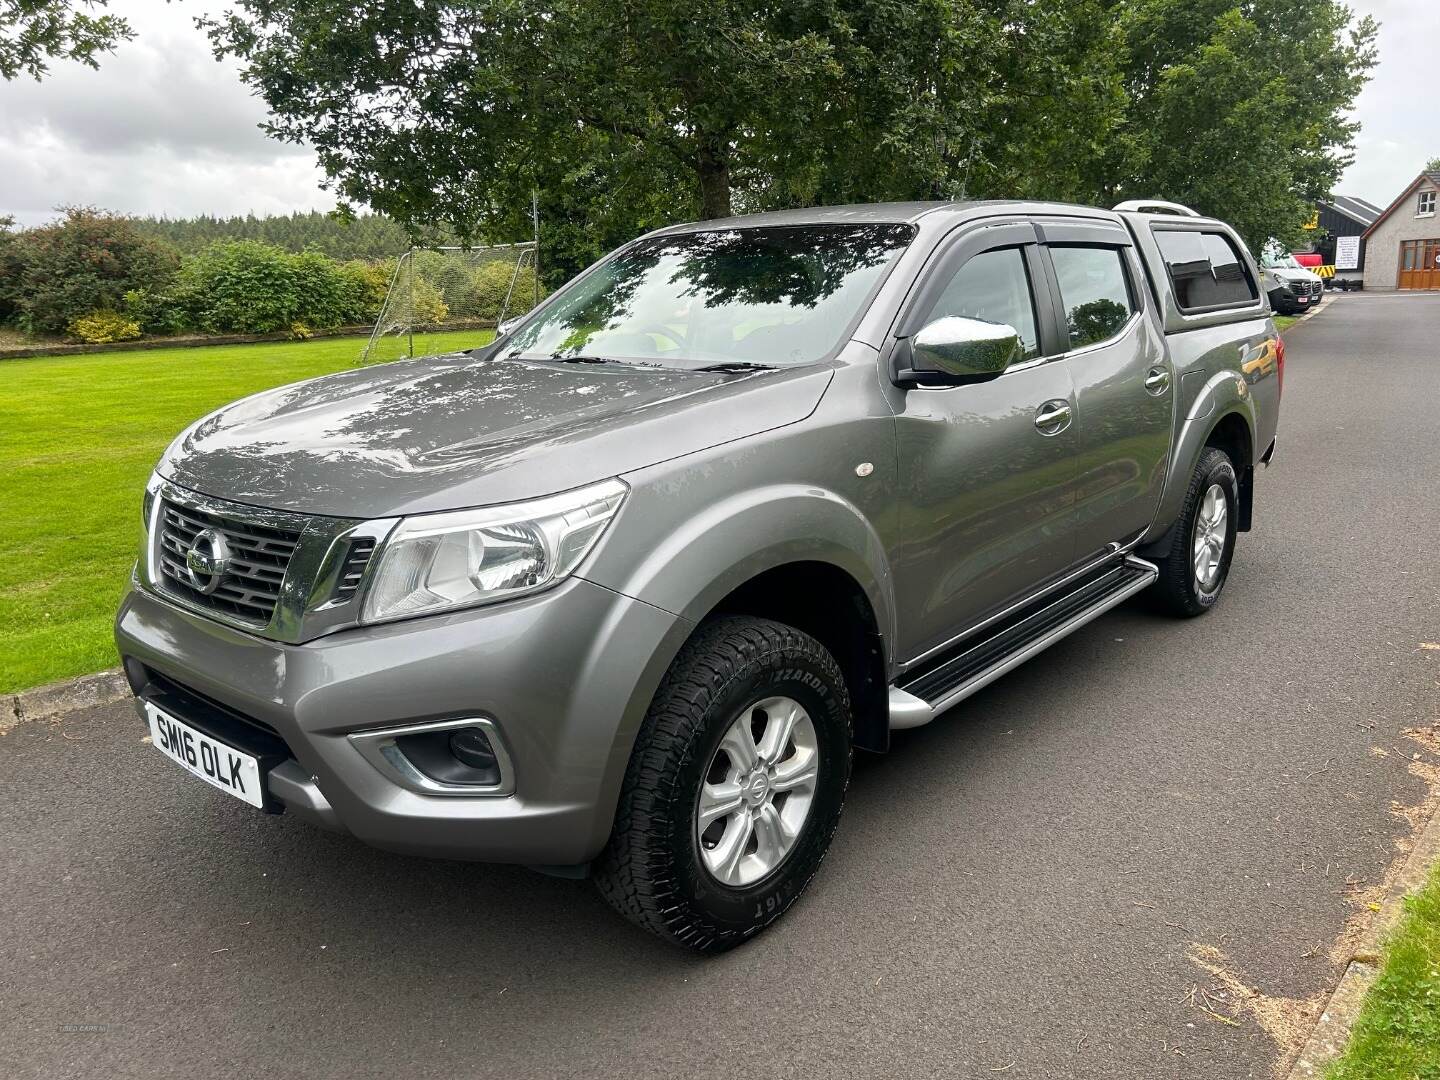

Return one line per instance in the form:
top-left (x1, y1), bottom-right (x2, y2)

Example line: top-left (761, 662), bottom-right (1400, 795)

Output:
top-left (888, 555), bottom-right (1158, 730)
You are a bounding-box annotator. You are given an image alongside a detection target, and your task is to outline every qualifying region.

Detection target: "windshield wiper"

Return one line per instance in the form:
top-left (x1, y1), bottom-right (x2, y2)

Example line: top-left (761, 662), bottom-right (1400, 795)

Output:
top-left (545, 353), bottom-right (628, 365)
top-left (693, 361), bottom-right (778, 373)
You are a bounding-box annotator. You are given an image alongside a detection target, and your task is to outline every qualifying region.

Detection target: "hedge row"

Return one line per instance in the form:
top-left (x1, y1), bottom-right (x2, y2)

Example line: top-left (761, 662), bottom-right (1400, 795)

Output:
top-left (0, 208), bottom-right (542, 345)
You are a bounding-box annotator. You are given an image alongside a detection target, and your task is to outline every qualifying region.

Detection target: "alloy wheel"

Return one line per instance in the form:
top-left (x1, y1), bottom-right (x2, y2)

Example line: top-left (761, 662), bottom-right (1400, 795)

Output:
top-left (1192, 482), bottom-right (1228, 592)
top-left (694, 696), bottom-right (820, 887)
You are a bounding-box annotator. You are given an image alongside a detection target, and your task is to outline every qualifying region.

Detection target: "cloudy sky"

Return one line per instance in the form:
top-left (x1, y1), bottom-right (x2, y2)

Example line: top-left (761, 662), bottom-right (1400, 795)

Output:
top-left (0, 0), bottom-right (1433, 227)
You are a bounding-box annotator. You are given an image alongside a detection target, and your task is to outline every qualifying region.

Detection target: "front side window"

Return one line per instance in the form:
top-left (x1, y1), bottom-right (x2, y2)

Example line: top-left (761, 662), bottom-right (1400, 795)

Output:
top-left (1154, 229), bottom-right (1259, 311)
top-left (920, 247), bottom-right (1040, 360)
top-left (1418, 190), bottom-right (1436, 216)
top-left (1049, 246), bottom-right (1136, 348)
top-left (498, 224), bottom-right (914, 369)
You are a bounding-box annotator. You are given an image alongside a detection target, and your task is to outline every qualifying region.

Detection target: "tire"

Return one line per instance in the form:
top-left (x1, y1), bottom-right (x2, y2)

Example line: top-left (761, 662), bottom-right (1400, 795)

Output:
top-left (1151, 446), bottom-right (1239, 617)
top-left (594, 616), bottom-right (852, 953)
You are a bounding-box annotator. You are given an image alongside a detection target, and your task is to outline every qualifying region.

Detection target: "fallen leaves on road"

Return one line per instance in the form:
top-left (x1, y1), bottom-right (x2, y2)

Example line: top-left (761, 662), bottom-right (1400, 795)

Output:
top-left (1185, 944), bottom-right (1327, 1077)
top-left (1418, 642), bottom-right (1440, 651)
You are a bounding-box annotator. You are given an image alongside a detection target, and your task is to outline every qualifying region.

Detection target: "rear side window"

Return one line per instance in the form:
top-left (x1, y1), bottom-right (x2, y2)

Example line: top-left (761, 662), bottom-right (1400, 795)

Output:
top-left (1154, 229), bottom-right (1258, 311)
top-left (1049, 246), bottom-right (1135, 348)
top-left (922, 247), bottom-right (1041, 360)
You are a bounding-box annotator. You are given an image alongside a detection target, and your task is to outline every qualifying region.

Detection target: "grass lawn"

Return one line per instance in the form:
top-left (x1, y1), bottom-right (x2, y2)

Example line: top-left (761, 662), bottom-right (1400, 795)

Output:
top-left (0, 329), bottom-right (492, 693)
top-left (1274, 315), bottom-right (1300, 332)
top-left (1326, 861), bottom-right (1440, 1079)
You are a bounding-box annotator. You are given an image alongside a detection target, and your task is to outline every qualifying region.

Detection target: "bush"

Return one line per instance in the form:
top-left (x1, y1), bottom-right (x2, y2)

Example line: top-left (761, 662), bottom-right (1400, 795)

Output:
top-left (337, 259), bottom-right (393, 322)
top-left (68, 310), bottom-right (143, 344)
top-left (177, 240), bottom-right (375, 334)
top-left (122, 289), bottom-right (190, 335)
top-left (0, 216), bottom-right (20, 325)
top-left (411, 278), bottom-right (449, 325)
top-left (470, 259), bottom-right (545, 320)
top-left (6, 208), bottom-right (180, 335)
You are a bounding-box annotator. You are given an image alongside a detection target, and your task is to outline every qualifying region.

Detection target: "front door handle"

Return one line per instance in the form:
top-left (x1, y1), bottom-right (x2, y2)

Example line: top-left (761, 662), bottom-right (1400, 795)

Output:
top-left (1144, 367), bottom-right (1171, 395)
top-left (1034, 400), bottom-right (1072, 435)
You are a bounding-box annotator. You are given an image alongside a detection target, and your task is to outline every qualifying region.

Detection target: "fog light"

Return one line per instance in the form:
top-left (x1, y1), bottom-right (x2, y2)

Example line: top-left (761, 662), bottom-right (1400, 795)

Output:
top-left (449, 727), bottom-right (498, 770)
top-left (348, 717), bottom-right (514, 795)
top-left (393, 724), bottom-right (503, 787)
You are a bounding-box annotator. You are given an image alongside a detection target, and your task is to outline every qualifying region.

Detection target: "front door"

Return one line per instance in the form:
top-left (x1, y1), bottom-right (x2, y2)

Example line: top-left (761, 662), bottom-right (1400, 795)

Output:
top-left (891, 224), bottom-right (1081, 663)
top-left (1399, 239), bottom-right (1440, 290)
top-left (1037, 222), bottom-right (1174, 559)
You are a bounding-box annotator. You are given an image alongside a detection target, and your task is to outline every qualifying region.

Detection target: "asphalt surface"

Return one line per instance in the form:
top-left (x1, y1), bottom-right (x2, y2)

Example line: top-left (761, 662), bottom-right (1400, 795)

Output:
top-left (4, 292), bottom-right (1440, 1080)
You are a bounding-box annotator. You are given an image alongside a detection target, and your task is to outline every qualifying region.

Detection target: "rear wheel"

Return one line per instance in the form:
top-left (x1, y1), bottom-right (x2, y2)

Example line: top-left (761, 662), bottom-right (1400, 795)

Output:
top-left (594, 616), bottom-right (852, 952)
top-left (1151, 447), bottom-right (1239, 617)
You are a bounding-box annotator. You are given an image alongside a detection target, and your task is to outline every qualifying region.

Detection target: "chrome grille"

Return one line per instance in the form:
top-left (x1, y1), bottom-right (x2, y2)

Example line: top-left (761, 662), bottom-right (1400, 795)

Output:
top-left (330, 537), bottom-right (376, 603)
top-left (156, 499), bottom-right (303, 626)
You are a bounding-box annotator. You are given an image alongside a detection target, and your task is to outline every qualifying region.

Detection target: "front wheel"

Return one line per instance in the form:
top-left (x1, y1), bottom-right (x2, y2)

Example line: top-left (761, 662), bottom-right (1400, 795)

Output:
top-left (593, 616), bottom-right (852, 952)
top-left (1151, 446), bottom-right (1239, 617)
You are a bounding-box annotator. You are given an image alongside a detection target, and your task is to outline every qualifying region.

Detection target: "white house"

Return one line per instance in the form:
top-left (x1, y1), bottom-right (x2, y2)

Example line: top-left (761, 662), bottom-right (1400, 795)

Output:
top-left (1361, 170), bottom-right (1440, 290)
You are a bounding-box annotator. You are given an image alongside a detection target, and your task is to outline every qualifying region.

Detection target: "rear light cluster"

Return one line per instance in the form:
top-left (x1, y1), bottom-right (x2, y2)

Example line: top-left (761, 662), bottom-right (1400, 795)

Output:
top-left (1274, 334), bottom-right (1285, 399)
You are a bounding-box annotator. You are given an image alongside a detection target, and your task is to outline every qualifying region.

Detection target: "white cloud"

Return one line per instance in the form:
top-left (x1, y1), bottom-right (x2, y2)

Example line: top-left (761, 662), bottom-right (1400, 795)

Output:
top-left (1336, 1), bottom-right (1438, 208)
top-left (0, 0), bottom-right (331, 225)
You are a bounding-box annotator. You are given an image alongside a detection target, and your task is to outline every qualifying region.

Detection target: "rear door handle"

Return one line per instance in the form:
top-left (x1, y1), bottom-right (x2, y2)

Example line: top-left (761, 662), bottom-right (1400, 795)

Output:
top-left (1144, 367), bottom-right (1170, 395)
top-left (1034, 400), bottom-right (1072, 435)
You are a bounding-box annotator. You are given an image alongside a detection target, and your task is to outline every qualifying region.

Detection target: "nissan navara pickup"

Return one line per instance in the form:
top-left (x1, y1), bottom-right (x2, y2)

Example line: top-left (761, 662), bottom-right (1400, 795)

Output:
top-left (117, 198), bottom-right (1282, 951)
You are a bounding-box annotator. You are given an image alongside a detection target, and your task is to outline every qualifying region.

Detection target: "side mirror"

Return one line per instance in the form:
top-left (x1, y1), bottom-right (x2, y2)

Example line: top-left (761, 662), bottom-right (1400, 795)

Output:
top-left (906, 316), bottom-right (1021, 383)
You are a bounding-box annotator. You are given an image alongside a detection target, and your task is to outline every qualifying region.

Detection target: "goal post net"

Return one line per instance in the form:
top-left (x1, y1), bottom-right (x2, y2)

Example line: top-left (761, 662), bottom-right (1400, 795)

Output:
top-left (359, 243), bottom-right (543, 365)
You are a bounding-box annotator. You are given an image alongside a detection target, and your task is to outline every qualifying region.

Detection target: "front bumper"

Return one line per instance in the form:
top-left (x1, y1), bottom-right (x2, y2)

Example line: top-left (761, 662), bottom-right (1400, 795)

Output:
top-left (116, 576), bottom-right (688, 865)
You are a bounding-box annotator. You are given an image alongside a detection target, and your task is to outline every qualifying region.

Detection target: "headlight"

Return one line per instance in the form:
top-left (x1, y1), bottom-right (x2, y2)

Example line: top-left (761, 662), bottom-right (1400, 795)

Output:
top-left (360, 478), bottom-right (627, 624)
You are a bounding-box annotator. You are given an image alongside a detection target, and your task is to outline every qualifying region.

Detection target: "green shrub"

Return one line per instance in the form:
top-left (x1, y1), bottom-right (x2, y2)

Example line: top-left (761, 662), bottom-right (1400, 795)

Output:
top-left (178, 241), bottom-right (300, 333)
top-left (6, 208), bottom-right (180, 335)
top-left (0, 215), bottom-right (20, 325)
top-left (470, 260), bottom-right (545, 320)
top-left (177, 241), bottom-right (373, 334)
top-left (122, 289), bottom-right (190, 335)
top-left (68, 310), bottom-right (143, 344)
top-left (411, 278), bottom-right (449, 325)
top-left (337, 259), bottom-right (393, 322)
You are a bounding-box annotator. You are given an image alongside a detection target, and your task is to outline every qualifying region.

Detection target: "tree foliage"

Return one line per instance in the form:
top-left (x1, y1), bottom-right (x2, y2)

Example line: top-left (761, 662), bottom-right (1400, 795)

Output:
top-left (132, 210), bottom-right (433, 261)
top-left (0, 0), bottom-right (132, 80)
top-left (1, 207), bottom-right (178, 334)
top-left (1097, 0), bottom-right (1378, 248)
top-left (206, 0), bottom-right (1376, 271)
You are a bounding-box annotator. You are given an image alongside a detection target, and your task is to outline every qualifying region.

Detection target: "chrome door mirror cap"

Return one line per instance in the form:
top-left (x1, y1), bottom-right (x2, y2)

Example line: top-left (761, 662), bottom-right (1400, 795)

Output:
top-left (911, 316), bottom-right (1021, 381)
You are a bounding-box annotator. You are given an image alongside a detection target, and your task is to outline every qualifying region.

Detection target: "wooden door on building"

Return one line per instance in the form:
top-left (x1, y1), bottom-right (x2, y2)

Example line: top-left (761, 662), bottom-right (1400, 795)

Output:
top-left (1398, 239), bottom-right (1440, 289)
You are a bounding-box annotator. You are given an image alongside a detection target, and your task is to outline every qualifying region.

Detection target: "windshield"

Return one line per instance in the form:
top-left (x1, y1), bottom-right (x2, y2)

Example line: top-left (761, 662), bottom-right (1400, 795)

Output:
top-left (1260, 249), bottom-right (1303, 270)
top-left (498, 224), bottom-right (915, 369)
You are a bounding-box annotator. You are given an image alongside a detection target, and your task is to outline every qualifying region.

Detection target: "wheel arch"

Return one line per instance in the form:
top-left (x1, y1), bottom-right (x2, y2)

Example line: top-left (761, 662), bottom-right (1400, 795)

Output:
top-left (1142, 394), bottom-right (1258, 558)
top-left (701, 560), bottom-right (890, 754)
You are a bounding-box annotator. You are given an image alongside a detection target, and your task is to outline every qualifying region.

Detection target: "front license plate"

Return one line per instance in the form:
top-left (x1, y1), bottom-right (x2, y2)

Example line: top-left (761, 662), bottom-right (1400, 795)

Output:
top-left (146, 702), bottom-right (264, 808)
top-left (1297, 296), bottom-right (1308, 304)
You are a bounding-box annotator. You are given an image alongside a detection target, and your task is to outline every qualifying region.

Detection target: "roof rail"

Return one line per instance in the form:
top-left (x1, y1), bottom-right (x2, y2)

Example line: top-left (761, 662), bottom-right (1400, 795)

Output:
top-left (1112, 199), bottom-right (1201, 217)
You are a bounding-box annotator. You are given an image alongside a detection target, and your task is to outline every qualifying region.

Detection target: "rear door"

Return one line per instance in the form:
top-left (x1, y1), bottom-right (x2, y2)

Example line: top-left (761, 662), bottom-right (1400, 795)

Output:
top-left (1035, 220), bottom-right (1172, 561)
top-left (890, 221), bottom-right (1082, 662)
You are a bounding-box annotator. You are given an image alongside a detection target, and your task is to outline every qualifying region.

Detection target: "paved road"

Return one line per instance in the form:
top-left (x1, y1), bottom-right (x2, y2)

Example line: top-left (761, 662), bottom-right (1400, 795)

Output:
top-left (4, 292), bottom-right (1440, 1080)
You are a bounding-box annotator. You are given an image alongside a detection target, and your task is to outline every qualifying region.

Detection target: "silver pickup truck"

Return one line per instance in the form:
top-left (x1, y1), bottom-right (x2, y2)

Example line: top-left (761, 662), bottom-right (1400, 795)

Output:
top-left (116, 198), bottom-right (1281, 952)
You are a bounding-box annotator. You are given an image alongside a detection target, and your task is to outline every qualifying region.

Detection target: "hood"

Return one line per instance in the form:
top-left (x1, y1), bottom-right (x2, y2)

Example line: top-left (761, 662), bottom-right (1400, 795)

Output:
top-left (159, 352), bottom-right (834, 518)
top-left (1268, 267), bottom-right (1322, 285)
